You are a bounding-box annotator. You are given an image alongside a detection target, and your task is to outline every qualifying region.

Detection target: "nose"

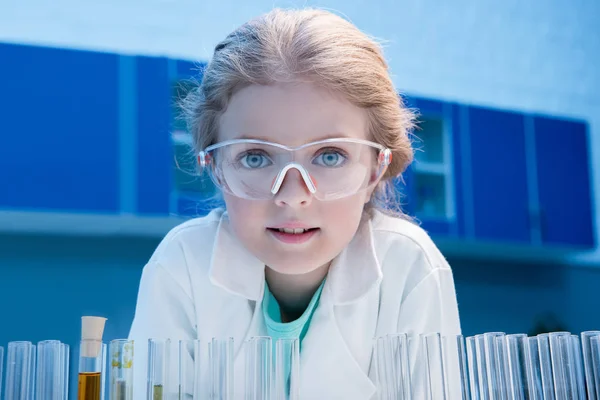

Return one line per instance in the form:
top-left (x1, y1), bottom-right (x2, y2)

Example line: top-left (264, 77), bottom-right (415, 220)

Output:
top-left (273, 168), bottom-right (313, 208)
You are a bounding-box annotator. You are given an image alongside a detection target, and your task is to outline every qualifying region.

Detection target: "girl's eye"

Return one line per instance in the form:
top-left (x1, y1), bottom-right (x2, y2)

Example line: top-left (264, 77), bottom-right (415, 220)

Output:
top-left (314, 150), bottom-right (347, 167)
top-left (240, 152), bottom-right (272, 169)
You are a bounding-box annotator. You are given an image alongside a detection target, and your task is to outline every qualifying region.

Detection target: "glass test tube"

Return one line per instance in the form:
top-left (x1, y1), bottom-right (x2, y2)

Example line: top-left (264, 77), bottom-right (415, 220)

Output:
top-left (421, 333), bottom-right (446, 400)
top-left (179, 339), bottom-right (202, 400)
top-left (375, 333), bottom-right (411, 400)
top-left (473, 334), bottom-right (490, 400)
top-left (581, 331), bottom-right (600, 400)
top-left (109, 339), bottom-right (134, 400)
top-left (503, 334), bottom-right (528, 400)
top-left (483, 332), bottom-right (506, 399)
top-left (245, 337), bottom-right (273, 400)
top-left (570, 335), bottom-right (586, 400)
top-left (147, 339), bottom-right (172, 400)
top-left (36, 340), bottom-right (70, 400)
top-left (442, 335), bottom-right (470, 400)
top-left (536, 334), bottom-right (555, 400)
top-left (4, 341), bottom-right (36, 400)
top-left (78, 340), bottom-right (107, 400)
top-left (466, 336), bottom-right (480, 400)
top-left (209, 337), bottom-right (234, 400)
top-left (0, 346), bottom-right (4, 399)
top-left (591, 336), bottom-right (600, 400)
top-left (548, 332), bottom-right (579, 399)
top-left (273, 338), bottom-right (300, 400)
top-left (524, 336), bottom-right (543, 400)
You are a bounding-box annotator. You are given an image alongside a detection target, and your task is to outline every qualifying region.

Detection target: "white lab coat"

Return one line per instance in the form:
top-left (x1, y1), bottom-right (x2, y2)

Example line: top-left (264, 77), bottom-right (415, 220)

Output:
top-left (128, 208), bottom-right (462, 399)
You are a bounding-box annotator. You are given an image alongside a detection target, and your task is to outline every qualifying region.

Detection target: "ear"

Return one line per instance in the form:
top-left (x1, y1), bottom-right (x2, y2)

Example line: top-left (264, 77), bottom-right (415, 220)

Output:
top-left (366, 156), bottom-right (393, 204)
top-left (364, 181), bottom-right (382, 204)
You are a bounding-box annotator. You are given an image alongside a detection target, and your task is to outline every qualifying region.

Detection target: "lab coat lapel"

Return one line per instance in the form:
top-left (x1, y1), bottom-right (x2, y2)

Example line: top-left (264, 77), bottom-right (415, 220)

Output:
top-left (207, 211), bottom-right (269, 397)
top-left (298, 285), bottom-right (377, 399)
top-left (209, 211), bottom-right (265, 301)
top-left (232, 290), bottom-right (268, 399)
top-left (326, 214), bottom-right (382, 305)
top-left (297, 216), bottom-right (381, 399)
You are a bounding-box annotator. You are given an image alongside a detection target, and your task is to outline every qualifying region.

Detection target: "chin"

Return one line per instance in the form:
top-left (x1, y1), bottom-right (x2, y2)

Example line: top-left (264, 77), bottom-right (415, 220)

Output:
top-left (267, 263), bottom-right (322, 276)
top-left (261, 253), bottom-right (327, 275)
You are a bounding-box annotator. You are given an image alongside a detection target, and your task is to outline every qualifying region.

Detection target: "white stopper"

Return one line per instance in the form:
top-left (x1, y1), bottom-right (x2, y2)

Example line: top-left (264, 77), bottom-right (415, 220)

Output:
top-left (81, 316), bottom-right (107, 357)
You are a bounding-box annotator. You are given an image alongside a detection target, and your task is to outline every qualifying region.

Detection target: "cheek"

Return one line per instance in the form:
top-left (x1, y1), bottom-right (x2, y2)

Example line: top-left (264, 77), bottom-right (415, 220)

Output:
top-left (321, 196), bottom-right (366, 232)
top-left (223, 195), bottom-right (265, 232)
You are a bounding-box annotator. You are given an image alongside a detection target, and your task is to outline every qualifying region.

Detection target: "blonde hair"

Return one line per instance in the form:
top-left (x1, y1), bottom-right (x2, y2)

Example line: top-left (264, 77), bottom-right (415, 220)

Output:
top-left (182, 8), bottom-right (416, 217)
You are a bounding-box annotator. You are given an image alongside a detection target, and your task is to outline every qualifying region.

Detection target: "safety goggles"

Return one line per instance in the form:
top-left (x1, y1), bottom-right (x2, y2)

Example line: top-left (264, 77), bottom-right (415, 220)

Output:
top-left (197, 138), bottom-right (392, 201)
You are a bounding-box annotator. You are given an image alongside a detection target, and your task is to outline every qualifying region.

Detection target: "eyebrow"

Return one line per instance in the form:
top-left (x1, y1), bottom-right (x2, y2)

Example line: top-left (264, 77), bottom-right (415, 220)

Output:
top-left (233, 132), bottom-right (352, 142)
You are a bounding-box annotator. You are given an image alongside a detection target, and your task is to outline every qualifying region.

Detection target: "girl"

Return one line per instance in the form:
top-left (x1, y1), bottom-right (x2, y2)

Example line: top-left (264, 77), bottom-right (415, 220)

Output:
top-left (129, 7), bottom-right (461, 399)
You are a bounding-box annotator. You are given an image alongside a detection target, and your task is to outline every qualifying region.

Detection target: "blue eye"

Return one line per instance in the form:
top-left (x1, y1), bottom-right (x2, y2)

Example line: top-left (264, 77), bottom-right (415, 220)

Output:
top-left (314, 150), bottom-right (346, 167)
top-left (240, 152), bottom-right (272, 169)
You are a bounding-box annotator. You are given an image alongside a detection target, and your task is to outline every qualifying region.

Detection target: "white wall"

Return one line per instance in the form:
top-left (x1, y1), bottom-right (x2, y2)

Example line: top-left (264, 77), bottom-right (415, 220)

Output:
top-left (1, 0), bottom-right (599, 248)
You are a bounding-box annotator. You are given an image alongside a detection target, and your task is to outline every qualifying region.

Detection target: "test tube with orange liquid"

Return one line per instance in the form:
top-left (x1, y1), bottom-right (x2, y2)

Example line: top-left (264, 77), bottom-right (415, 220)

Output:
top-left (77, 316), bottom-right (107, 400)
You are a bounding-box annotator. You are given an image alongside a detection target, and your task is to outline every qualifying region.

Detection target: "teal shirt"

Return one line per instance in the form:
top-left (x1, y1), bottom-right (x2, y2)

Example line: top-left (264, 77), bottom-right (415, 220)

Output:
top-left (262, 279), bottom-right (325, 345)
top-left (261, 280), bottom-right (325, 397)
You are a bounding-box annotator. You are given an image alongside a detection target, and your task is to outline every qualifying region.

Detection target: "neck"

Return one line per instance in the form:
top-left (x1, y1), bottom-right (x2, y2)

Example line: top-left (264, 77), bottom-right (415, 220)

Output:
top-left (265, 263), bottom-right (329, 322)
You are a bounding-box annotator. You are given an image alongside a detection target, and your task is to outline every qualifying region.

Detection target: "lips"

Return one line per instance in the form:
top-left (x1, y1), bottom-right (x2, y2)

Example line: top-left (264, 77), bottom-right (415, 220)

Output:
top-left (275, 227), bottom-right (313, 234)
top-left (267, 227), bottom-right (320, 244)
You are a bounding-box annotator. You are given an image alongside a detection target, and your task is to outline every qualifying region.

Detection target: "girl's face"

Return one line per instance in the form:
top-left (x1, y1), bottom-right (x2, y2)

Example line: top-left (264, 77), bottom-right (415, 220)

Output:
top-left (218, 82), bottom-right (375, 275)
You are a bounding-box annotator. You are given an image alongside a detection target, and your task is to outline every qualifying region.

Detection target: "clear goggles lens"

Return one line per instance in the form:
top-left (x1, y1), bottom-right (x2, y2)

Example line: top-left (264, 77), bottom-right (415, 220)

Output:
top-left (198, 138), bottom-right (392, 201)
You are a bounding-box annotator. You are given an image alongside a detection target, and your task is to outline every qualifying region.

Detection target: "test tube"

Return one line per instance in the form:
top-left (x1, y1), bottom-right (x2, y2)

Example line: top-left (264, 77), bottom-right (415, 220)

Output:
top-left (421, 333), bottom-right (446, 400)
top-left (78, 343), bottom-right (107, 400)
top-left (147, 339), bottom-right (172, 400)
top-left (375, 333), bottom-right (411, 400)
top-left (245, 337), bottom-right (273, 400)
top-left (570, 335), bottom-right (586, 400)
top-left (473, 334), bottom-right (490, 400)
top-left (524, 336), bottom-right (543, 400)
top-left (109, 339), bottom-right (134, 400)
top-left (273, 338), bottom-right (300, 400)
top-left (581, 331), bottom-right (600, 400)
top-left (466, 336), bottom-right (480, 400)
top-left (536, 334), bottom-right (555, 400)
top-left (36, 340), bottom-right (70, 400)
top-left (4, 341), bottom-right (36, 400)
top-left (179, 339), bottom-right (202, 399)
top-left (483, 332), bottom-right (506, 399)
top-left (442, 335), bottom-right (470, 400)
top-left (503, 334), bottom-right (528, 400)
top-left (78, 317), bottom-right (107, 400)
top-left (0, 346), bottom-right (4, 398)
top-left (591, 336), bottom-right (600, 399)
top-left (208, 337), bottom-right (234, 400)
top-left (549, 332), bottom-right (578, 399)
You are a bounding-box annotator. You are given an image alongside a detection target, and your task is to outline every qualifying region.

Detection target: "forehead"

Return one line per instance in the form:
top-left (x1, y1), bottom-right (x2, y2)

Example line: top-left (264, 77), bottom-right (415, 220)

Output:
top-left (218, 82), bottom-right (369, 146)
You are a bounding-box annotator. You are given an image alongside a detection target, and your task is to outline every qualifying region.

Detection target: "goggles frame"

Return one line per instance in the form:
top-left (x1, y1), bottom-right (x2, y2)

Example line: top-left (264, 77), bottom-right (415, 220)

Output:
top-left (197, 137), bottom-right (392, 198)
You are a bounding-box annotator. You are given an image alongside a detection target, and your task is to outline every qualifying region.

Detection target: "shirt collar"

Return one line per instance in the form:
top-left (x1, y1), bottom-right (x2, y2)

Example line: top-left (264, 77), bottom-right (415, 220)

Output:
top-left (208, 209), bottom-right (382, 305)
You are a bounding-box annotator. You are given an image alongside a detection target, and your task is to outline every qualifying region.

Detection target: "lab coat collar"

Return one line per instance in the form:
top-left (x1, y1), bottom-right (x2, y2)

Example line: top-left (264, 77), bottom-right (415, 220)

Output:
top-left (208, 209), bottom-right (383, 305)
top-left (230, 281), bottom-right (377, 399)
top-left (226, 277), bottom-right (377, 399)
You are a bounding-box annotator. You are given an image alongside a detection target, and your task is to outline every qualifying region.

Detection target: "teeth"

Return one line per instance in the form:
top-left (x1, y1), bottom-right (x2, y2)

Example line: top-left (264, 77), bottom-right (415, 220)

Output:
top-left (278, 228), bottom-right (308, 234)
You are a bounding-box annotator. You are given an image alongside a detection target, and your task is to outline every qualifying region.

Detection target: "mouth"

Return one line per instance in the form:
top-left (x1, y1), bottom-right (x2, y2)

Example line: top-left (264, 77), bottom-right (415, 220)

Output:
top-left (266, 227), bottom-right (320, 244)
top-left (269, 227), bottom-right (318, 234)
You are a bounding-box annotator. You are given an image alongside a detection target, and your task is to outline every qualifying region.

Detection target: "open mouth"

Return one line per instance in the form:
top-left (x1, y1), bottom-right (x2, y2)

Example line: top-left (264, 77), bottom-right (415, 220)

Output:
top-left (269, 227), bottom-right (318, 234)
top-left (266, 227), bottom-right (320, 244)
